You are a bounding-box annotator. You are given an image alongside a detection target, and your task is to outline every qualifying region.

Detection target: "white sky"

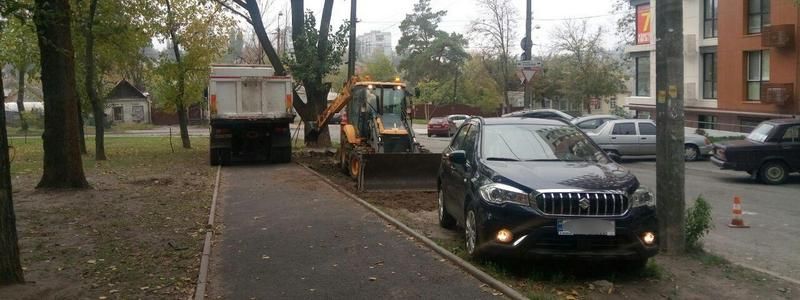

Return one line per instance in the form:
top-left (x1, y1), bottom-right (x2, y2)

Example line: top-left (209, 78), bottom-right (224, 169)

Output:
top-left (256, 0), bottom-right (623, 55)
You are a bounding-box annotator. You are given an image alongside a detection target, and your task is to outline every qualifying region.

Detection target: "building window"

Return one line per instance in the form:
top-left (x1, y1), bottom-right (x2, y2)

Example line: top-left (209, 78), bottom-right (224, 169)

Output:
top-left (699, 115), bottom-right (718, 129)
top-left (746, 50), bottom-right (770, 101)
top-left (703, 52), bottom-right (717, 99)
top-left (610, 97), bottom-right (617, 108)
top-left (739, 117), bottom-right (767, 133)
top-left (704, 0), bottom-right (718, 38)
top-left (635, 55), bottom-right (650, 96)
top-left (748, 0), bottom-right (770, 34)
top-left (113, 106), bottom-right (124, 122)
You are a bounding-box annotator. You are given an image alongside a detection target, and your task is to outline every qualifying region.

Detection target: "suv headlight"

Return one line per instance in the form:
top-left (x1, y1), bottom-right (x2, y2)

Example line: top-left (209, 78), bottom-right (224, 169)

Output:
top-left (479, 183), bottom-right (529, 205)
top-left (631, 186), bottom-right (655, 207)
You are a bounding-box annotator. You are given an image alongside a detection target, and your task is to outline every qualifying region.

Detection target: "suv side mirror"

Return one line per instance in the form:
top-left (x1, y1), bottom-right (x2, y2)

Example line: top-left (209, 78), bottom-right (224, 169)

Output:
top-left (449, 150), bottom-right (467, 164)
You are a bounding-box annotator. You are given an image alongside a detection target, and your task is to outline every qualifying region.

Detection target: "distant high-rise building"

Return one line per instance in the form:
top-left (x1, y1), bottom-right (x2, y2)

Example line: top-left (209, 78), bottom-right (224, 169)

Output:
top-left (356, 31), bottom-right (392, 60)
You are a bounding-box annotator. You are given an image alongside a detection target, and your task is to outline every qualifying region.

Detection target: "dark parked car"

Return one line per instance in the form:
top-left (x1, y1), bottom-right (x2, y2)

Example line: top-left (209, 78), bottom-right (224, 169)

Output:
top-left (501, 109), bottom-right (575, 123)
top-left (427, 117), bottom-right (457, 137)
top-left (437, 117), bottom-right (658, 266)
top-left (711, 119), bottom-right (800, 184)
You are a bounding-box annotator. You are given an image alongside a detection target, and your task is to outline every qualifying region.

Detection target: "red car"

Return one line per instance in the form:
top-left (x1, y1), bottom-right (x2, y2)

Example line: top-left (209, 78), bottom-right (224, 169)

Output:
top-left (427, 117), bottom-right (456, 137)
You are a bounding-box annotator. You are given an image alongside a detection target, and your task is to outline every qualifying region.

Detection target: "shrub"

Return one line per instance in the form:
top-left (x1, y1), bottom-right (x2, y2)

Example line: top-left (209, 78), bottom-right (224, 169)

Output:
top-left (20, 110), bottom-right (44, 129)
top-left (685, 195), bottom-right (714, 250)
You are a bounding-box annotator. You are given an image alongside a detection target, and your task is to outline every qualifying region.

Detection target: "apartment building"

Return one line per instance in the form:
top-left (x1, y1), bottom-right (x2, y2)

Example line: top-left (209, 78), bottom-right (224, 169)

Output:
top-left (625, 0), bottom-right (799, 132)
top-left (357, 31), bottom-right (393, 61)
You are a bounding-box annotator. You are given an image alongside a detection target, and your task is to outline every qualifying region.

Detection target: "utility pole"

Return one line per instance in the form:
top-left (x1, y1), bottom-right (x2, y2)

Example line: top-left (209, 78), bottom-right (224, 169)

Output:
top-left (277, 12), bottom-right (284, 57)
top-left (523, 0), bottom-right (533, 110)
top-left (655, 0), bottom-right (686, 254)
top-left (347, 0), bottom-right (357, 79)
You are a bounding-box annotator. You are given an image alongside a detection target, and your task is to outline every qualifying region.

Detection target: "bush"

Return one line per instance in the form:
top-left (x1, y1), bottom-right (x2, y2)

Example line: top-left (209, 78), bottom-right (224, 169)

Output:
top-left (685, 195), bottom-right (714, 250)
top-left (20, 110), bottom-right (44, 129)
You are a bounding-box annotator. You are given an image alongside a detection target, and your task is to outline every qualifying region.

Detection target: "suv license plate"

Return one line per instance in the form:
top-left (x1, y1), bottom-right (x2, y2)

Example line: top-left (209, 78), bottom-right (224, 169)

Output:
top-left (557, 219), bottom-right (615, 236)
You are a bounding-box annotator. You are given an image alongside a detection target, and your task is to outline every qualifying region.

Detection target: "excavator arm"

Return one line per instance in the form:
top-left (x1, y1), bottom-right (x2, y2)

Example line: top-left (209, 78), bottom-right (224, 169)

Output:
top-left (313, 77), bottom-right (358, 133)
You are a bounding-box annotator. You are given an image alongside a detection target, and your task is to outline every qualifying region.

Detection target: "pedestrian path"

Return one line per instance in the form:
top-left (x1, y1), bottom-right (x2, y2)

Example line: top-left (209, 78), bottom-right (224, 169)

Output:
top-left (209, 164), bottom-right (496, 299)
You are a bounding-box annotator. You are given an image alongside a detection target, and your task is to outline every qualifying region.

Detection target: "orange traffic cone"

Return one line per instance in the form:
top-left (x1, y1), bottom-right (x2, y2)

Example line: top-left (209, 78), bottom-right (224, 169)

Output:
top-left (728, 196), bottom-right (750, 228)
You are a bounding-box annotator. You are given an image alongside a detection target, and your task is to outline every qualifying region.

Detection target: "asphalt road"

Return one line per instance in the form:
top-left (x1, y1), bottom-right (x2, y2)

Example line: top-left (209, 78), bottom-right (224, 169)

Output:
top-left (209, 164), bottom-right (498, 299)
top-left (621, 159), bottom-right (800, 283)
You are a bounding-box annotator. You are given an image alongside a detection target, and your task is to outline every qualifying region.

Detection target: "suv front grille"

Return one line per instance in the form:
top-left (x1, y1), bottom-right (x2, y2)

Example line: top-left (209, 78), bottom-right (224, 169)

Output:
top-left (533, 191), bottom-right (629, 217)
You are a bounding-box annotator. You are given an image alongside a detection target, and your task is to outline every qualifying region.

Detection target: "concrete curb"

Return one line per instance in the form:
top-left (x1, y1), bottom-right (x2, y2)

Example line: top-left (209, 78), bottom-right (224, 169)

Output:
top-left (298, 163), bottom-right (528, 300)
top-left (194, 165), bottom-right (222, 300)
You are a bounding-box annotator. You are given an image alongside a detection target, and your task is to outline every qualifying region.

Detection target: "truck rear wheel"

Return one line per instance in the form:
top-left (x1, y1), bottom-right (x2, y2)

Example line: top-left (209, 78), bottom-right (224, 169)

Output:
top-left (270, 147), bottom-right (292, 164)
top-left (210, 148), bottom-right (219, 166)
top-left (349, 153), bottom-right (361, 179)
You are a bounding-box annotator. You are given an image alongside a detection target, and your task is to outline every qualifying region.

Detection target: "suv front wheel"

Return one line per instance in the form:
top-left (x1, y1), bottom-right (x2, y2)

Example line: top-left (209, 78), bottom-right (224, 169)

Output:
top-left (465, 205), bottom-right (483, 259)
top-left (437, 188), bottom-right (456, 229)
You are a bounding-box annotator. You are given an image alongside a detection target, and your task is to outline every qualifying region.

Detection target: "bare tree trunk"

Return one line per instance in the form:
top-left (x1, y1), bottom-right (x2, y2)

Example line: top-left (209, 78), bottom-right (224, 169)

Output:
top-left (176, 103), bottom-right (191, 149)
top-left (77, 98), bottom-right (86, 154)
top-left (166, 0), bottom-right (191, 149)
top-left (33, 0), bottom-right (89, 189)
top-left (0, 66), bottom-right (26, 285)
top-left (83, 0), bottom-right (105, 160)
top-left (16, 70), bottom-right (28, 131)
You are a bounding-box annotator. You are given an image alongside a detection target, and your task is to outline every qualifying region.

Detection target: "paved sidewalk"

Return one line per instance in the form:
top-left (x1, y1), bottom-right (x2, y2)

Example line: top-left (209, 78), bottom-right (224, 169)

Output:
top-left (209, 164), bottom-right (497, 299)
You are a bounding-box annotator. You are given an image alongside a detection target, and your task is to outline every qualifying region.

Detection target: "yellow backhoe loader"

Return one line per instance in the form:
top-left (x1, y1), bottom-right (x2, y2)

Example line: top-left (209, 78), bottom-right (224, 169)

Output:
top-left (311, 77), bottom-right (440, 192)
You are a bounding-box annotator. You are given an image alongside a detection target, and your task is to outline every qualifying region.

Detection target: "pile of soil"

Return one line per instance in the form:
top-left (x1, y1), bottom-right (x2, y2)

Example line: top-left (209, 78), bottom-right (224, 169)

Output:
top-left (295, 153), bottom-right (437, 212)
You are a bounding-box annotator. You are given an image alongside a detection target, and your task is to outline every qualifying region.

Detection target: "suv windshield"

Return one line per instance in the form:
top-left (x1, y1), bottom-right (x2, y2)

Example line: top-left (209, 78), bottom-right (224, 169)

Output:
top-left (747, 123), bottom-right (774, 143)
top-left (482, 124), bottom-right (605, 162)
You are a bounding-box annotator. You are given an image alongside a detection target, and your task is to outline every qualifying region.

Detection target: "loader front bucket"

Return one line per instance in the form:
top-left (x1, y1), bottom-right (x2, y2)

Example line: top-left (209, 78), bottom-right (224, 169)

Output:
top-left (357, 153), bottom-right (442, 192)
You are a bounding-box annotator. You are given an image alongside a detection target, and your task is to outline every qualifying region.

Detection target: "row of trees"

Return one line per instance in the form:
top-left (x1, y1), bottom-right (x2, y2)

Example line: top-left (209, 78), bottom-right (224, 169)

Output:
top-left (0, 0), bottom-right (234, 284)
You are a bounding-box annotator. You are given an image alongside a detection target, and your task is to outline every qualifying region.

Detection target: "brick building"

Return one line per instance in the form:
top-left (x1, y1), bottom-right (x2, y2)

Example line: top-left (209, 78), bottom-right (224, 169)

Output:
top-left (625, 0), bottom-right (799, 132)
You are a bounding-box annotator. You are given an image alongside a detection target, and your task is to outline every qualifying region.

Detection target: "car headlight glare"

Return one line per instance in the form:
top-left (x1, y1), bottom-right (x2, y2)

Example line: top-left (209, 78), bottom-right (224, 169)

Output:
top-left (479, 183), bottom-right (529, 205)
top-left (632, 187), bottom-right (655, 207)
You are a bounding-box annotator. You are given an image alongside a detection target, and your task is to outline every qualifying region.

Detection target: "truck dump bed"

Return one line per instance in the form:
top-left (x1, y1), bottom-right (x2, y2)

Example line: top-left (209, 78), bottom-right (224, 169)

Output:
top-left (209, 64), bottom-right (294, 120)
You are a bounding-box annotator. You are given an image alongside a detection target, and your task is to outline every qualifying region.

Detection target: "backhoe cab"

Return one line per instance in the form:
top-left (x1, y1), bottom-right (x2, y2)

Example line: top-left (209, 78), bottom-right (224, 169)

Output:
top-left (320, 77), bottom-right (440, 192)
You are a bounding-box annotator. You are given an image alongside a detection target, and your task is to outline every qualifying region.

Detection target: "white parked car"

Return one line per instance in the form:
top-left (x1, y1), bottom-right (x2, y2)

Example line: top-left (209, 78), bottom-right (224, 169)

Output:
top-left (446, 114), bottom-right (470, 128)
top-left (586, 119), bottom-right (713, 161)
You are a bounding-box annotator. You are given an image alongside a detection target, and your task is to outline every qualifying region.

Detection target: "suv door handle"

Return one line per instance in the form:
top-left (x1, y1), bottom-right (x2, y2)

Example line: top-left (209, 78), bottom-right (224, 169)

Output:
top-left (611, 137), bottom-right (617, 140)
top-left (641, 137), bottom-right (647, 140)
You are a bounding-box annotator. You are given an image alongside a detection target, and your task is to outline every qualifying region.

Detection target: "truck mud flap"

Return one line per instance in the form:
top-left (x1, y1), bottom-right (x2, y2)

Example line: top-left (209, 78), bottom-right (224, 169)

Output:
top-left (357, 153), bottom-right (442, 192)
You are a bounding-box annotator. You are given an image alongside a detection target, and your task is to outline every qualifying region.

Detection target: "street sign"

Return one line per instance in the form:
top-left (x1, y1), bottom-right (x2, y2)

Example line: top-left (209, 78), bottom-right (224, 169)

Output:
top-left (516, 59), bottom-right (543, 82)
top-left (520, 37), bottom-right (532, 51)
top-left (522, 69), bottom-right (537, 81)
top-left (516, 69), bottom-right (526, 84)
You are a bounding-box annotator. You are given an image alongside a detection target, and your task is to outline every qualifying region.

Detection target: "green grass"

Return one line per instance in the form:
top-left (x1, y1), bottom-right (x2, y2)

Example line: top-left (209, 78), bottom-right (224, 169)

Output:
top-left (690, 249), bottom-right (729, 267)
top-left (107, 123), bottom-right (157, 132)
top-left (412, 118), bottom-right (429, 125)
top-left (8, 136), bottom-right (208, 177)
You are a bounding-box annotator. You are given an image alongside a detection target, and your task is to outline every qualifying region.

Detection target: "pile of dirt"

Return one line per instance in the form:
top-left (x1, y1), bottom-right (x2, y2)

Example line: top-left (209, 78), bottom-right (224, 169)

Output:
top-left (295, 153), bottom-right (437, 212)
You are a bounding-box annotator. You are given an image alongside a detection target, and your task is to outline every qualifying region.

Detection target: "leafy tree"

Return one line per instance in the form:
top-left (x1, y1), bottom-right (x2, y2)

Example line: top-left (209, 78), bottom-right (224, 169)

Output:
top-left (470, 0), bottom-right (517, 110)
top-left (396, 0), bottom-right (469, 85)
top-left (0, 11), bottom-right (39, 132)
top-left (222, 29), bottom-right (244, 63)
top-left (153, 0), bottom-right (231, 149)
top-left (362, 53), bottom-right (397, 82)
top-left (550, 21), bottom-right (626, 113)
top-left (72, 0), bottom-right (153, 159)
top-left (460, 55), bottom-right (502, 112)
top-left (0, 2), bottom-right (26, 284)
top-left (32, 0), bottom-right (89, 188)
top-left (611, 0), bottom-right (636, 47)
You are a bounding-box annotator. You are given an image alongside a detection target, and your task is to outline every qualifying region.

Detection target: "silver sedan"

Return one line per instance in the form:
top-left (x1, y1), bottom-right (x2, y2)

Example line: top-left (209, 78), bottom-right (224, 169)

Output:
top-left (586, 119), bottom-right (713, 161)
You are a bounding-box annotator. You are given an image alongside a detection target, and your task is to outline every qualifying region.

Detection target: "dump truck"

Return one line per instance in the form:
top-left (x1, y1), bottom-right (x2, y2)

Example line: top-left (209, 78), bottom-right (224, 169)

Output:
top-left (311, 77), bottom-right (440, 192)
top-left (208, 64), bottom-right (295, 165)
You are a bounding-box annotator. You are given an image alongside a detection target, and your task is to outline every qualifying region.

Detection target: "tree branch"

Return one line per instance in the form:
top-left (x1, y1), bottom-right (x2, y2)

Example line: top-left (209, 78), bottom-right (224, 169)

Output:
top-left (213, 0), bottom-right (252, 25)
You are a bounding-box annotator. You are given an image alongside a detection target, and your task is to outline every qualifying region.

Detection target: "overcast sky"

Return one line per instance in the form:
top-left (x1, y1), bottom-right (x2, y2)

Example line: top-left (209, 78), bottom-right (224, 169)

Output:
top-left (256, 0), bottom-right (623, 55)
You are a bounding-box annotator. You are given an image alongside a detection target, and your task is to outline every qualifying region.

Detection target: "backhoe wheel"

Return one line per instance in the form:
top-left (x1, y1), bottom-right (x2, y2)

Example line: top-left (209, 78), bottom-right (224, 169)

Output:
top-left (349, 154), bottom-right (362, 179)
top-left (339, 150), bottom-right (349, 175)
